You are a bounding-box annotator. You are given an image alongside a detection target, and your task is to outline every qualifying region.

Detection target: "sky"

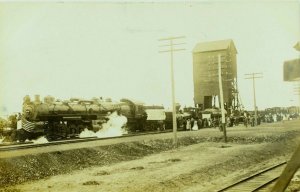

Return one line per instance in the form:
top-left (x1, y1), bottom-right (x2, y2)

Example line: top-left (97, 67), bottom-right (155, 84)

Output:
top-left (0, 1), bottom-right (299, 115)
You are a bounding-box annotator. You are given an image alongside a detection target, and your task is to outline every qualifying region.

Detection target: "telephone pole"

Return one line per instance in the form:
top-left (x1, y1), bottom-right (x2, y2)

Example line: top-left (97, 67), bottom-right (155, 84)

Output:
top-left (294, 82), bottom-right (300, 113)
top-left (218, 54), bottom-right (227, 142)
top-left (159, 36), bottom-right (185, 147)
top-left (203, 54), bottom-right (232, 142)
top-left (244, 73), bottom-right (263, 126)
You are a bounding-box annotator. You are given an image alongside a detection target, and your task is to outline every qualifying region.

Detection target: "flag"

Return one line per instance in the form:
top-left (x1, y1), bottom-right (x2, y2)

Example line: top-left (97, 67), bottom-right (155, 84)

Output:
top-left (22, 118), bottom-right (35, 132)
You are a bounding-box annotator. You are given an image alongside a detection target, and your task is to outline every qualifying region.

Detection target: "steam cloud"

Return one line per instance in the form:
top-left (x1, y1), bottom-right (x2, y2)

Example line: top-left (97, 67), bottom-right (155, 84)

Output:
top-left (32, 136), bottom-right (49, 144)
top-left (79, 112), bottom-right (128, 138)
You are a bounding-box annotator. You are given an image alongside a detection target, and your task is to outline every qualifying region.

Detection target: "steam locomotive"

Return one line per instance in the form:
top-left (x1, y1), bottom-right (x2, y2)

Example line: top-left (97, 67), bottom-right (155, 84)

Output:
top-left (17, 95), bottom-right (162, 141)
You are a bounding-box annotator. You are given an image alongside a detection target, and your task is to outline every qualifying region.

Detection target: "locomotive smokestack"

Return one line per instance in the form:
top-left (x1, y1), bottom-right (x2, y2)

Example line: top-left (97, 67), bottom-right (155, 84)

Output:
top-left (34, 95), bottom-right (41, 104)
top-left (23, 95), bottom-right (31, 104)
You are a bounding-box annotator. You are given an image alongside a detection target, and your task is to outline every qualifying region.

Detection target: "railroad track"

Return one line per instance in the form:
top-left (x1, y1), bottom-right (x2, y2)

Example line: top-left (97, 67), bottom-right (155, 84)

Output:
top-left (0, 130), bottom-right (172, 152)
top-left (217, 161), bottom-right (287, 192)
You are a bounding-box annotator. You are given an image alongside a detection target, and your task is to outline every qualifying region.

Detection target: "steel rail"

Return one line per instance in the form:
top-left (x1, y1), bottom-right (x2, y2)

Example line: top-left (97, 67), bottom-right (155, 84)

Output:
top-left (0, 130), bottom-right (172, 152)
top-left (217, 161), bottom-right (287, 192)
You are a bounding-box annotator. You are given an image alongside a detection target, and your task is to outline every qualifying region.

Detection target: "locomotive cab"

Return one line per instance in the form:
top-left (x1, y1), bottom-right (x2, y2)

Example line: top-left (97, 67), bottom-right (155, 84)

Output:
top-left (119, 99), bottom-right (147, 132)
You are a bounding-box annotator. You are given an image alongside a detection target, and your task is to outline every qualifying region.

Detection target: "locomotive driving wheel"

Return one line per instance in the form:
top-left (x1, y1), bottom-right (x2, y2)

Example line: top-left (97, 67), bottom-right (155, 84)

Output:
top-left (68, 124), bottom-right (77, 138)
top-left (77, 125), bottom-right (85, 134)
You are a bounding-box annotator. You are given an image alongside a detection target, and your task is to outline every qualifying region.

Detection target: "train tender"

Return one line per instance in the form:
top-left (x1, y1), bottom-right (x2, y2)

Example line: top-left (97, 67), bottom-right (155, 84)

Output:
top-left (143, 105), bottom-right (166, 131)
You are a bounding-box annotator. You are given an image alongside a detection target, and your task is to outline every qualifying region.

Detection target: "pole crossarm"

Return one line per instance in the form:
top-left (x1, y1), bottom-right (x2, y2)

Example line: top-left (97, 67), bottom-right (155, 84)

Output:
top-left (159, 48), bottom-right (186, 53)
top-left (244, 76), bottom-right (263, 79)
top-left (159, 43), bottom-right (186, 47)
top-left (158, 36), bottom-right (185, 41)
top-left (245, 72), bottom-right (263, 75)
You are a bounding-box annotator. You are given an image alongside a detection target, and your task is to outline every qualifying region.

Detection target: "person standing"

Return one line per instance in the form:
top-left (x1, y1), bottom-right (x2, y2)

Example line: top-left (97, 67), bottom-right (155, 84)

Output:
top-left (186, 119), bottom-right (191, 131)
top-left (244, 116), bottom-right (248, 127)
top-left (197, 118), bottom-right (202, 129)
top-left (190, 117), bottom-right (195, 129)
top-left (250, 115), bottom-right (255, 127)
top-left (192, 119), bottom-right (198, 131)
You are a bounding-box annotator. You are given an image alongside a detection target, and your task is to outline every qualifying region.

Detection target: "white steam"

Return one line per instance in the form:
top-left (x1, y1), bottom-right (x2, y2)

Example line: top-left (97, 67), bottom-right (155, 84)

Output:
top-left (79, 129), bottom-right (96, 138)
top-left (79, 112), bottom-right (128, 138)
top-left (17, 120), bottom-right (22, 130)
top-left (32, 136), bottom-right (49, 144)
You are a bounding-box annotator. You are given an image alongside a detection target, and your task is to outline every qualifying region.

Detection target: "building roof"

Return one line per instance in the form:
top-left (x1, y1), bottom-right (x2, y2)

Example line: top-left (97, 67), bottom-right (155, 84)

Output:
top-left (193, 39), bottom-right (237, 53)
top-left (284, 58), bottom-right (300, 64)
top-left (294, 41), bottom-right (300, 51)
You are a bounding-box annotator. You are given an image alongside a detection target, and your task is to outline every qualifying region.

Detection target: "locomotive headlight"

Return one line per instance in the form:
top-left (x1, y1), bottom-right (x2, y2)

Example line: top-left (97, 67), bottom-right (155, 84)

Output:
top-left (25, 110), bottom-right (31, 117)
top-left (24, 106), bottom-right (34, 119)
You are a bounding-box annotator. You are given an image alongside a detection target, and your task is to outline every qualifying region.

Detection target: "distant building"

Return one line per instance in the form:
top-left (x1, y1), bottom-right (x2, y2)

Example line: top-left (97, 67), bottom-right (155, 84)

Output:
top-left (283, 42), bottom-right (300, 82)
top-left (192, 39), bottom-right (238, 110)
top-left (283, 58), bottom-right (300, 81)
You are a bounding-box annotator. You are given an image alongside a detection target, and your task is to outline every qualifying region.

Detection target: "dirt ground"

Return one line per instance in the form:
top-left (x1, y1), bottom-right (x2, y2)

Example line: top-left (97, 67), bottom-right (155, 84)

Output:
top-left (1, 120), bottom-right (300, 192)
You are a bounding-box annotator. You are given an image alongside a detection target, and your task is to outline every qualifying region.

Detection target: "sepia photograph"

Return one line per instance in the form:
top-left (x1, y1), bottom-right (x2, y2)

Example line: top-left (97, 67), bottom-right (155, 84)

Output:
top-left (0, 1), bottom-right (300, 191)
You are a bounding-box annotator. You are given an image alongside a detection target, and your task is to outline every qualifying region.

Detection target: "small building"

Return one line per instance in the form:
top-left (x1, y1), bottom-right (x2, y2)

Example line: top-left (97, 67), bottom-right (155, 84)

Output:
top-left (283, 58), bottom-right (300, 81)
top-left (193, 39), bottom-right (238, 110)
top-left (283, 41), bottom-right (300, 82)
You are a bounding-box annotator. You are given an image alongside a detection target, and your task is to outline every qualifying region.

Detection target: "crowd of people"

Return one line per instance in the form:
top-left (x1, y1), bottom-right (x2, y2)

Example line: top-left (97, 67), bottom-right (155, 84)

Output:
top-left (179, 110), bottom-right (300, 131)
top-left (181, 116), bottom-right (228, 131)
top-left (184, 117), bottom-right (218, 131)
top-left (260, 112), bottom-right (299, 123)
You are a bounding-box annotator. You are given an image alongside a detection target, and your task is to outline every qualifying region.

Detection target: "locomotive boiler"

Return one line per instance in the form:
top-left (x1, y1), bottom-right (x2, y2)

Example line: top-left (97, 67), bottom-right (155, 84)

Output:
top-left (17, 95), bottom-right (175, 142)
top-left (19, 95), bottom-right (121, 141)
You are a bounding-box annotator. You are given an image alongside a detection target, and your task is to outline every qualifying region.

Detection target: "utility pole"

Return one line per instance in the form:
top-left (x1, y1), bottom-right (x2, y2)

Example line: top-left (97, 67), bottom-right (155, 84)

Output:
top-left (218, 54), bottom-right (227, 142)
top-left (244, 73), bottom-right (263, 126)
top-left (159, 36), bottom-right (185, 147)
top-left (271, 41), bottom-right (300, 192)
top-left (271, 83), bottom-right (300, 192)
top-left (204, 54), bottom-right (232, 142)
top-left (294, 82), bottom-right (300, 113)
